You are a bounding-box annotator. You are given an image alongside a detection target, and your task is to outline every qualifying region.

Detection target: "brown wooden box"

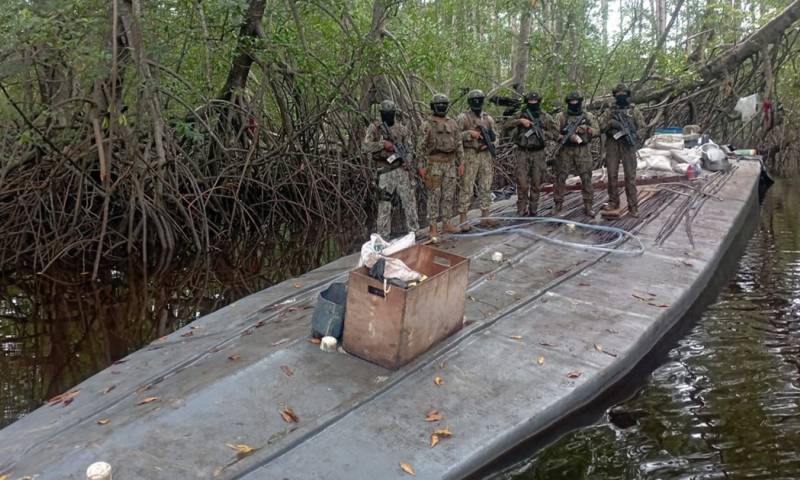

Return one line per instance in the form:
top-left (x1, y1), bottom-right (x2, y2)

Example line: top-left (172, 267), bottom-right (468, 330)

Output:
top-left (342, 245), bottom-right (469, 370)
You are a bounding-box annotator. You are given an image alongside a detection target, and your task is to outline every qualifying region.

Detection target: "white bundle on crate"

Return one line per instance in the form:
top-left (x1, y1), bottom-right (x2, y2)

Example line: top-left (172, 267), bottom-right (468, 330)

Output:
top-left (636, 134), bottom-right (703, 173)
top-left (358, 233), bottom-right (424, 283)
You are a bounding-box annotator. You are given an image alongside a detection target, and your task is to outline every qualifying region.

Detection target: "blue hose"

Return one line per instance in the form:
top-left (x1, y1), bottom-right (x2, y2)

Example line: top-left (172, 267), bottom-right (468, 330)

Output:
top-left (455, 216), bottom-right (646, 256)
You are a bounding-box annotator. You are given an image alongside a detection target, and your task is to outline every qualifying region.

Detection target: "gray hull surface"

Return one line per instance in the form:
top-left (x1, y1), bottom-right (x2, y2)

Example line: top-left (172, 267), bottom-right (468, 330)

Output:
top-left (0, 161), bottom-right (761, 479)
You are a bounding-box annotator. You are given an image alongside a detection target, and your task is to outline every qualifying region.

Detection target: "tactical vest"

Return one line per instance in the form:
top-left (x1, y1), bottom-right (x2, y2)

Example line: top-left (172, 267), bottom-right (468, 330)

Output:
top-left (427, 116), bottom-right (458, 154)
top-left (515, 115), bottom-right (545, 150)
top-left (558, 112), bottom-right (591, 146)
top-left (371, 121), bottom-right (405, 161)
top-left (461, 111), bottom-right (492, 150)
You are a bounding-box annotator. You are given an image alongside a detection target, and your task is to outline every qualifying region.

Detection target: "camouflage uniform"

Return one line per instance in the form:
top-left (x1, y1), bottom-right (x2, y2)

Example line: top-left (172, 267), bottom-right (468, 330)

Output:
top-left (362, 120), bottom-right (419, 237)
top-left (419, 115), bottom-right (463, 224)
top-left (457, 110), bottom-right (496, 214)
top-left (599, 104), bottom-right (645, 212)
top-left (554, 110), bottom-right (599, 210)
top-left (504, 108), bottom-right (556, 216)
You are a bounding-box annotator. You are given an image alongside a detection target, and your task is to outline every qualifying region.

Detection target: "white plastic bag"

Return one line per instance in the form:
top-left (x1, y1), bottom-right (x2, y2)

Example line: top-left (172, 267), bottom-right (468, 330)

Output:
top-left (644, 134), bottom-right (684, 151)
top-left (734, 93), bottom-right (759, 122)
top-left (358, 232), bottom-right (423, 283)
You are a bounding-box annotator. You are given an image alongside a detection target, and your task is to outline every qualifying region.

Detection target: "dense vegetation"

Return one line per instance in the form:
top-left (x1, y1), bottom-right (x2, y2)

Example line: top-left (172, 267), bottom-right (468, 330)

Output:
top-left (1, 0), bottom-right (798, 279)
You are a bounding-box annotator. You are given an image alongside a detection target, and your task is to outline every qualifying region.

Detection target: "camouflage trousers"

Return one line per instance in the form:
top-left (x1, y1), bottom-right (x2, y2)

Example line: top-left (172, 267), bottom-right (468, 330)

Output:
top-left (460, 148), bottom-right (493, 214)
top-left (514, 148), bottom-right (546, 216)
top-left (424, 158), bottom-right (458, 224)
top-left (377, 167), bottom-right (419, 238)
top-left (554, 145), bottom-right (593, 206)
top-left (606, 140), bottom-right (638, 210)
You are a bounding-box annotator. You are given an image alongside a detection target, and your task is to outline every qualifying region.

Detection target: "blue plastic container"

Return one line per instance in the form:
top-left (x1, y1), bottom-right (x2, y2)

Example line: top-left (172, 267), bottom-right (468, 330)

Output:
top-left (655, 126), bottom-right (683, 134)
top-left (311, 282), bottom-right (347, 339)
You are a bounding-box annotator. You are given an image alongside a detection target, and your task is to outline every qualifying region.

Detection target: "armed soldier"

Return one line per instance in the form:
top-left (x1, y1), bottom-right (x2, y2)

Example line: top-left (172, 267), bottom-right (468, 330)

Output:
top-left (554, 92), bottom-right (599, 216)
top-left (599, 83), bottom-right (646, 217)
top-left (457, 89), bottom-right (497, 229)
top-left (503, 91), bottom-right (556, 216)
top-left (362, 100), bottom-right (419, 238)
top-left (418, 94), bottom-right (464, 241)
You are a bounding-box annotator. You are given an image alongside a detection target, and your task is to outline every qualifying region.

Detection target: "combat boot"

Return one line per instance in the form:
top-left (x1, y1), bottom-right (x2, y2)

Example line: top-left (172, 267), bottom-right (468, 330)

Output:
top-left (528, 203), bottom-right (538, 217)
top-left (553, 203), bottom-right (563, 215)
top-left (442, 222), bottom-right (460, 234)
top-left (479, 208), bottom-right (498, 228)
top-left (583, 201), bottom-right (593, 217)
top-left (459, 213), bottom-right (471, 232)
top-left (628, 205), bottom-right (639, 218)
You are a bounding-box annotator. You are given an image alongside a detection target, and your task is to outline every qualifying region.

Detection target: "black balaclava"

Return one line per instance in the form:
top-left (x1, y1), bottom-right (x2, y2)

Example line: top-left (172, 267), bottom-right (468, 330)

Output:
top-left (615, 94), bottom-right (630, 108)
top-left (432, 103), bottom-right (448, 117)
top-left (380, 110), bottom-right (395, 126)
top-left (468, 97), bottom-right (484, 115)
top-left (567, 100), bottom-right (582, 115)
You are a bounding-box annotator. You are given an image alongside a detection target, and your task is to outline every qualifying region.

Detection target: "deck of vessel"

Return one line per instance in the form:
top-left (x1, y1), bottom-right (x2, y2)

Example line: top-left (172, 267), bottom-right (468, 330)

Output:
top-left (0, 160), bottom-right (761, 479)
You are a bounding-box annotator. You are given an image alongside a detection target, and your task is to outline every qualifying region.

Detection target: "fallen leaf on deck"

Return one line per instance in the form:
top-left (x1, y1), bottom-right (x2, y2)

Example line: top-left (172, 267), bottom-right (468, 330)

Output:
top-left (280, 365), bottom-right (294, 377)
top-left (280, 407), bottom-right (299, 423)
top-left (48, 390), bottom-right (79, 407)
top-left (102, 384), bottom-right (116, 394)
top-left (96, 418), bottom-right (110, 425)
top-left (439, 361), bottom-right (447, 369)
top-left (399, 462), bottom-right (416, 476)
top-left (488, 274), bottom-right (496, 281)
top-left (433, 427), bottom-right (453, 437)
top-left (111, 370), bottom-right (122, 375)
top-left (657, 304), bottom-right (669, 308)
top-left (227, 443), bottom-right (257, 459)
top-left (578, 282), bottom-right (591, 287)
top-left (137, 396), bottom-right (159, 405)
top-left (567, 371), bottom-right (582, 379)
top-left (682, 261), bottom-right (694, 267)
top-left (425, 410), bottom-right (442, 422)
top-left (647, 292), bottom-right (657, 296)
top-left (254, 320), bottom-right (266, 328)
top-left (632, 294), bottom-right (649, 301)
top-left (594, 343), bottom-right (603, 353)
top-left (292, 282), bottom-right (302, 288)
top-left (271, 338), bottom-right (290, 347)
top-left (539, 342), bottom-right (554, 347)
top-left (537, 356), bottom-right (545, 365)
top-left (242, 328), bottom-right (254, 336)
top-left (509, 335), bottom-right (523, 340)
top-left (308, 337), bottom-right (322, 345)
top-left (434, 376), bottom-right (444, 386)
top-left (112, 359), bottom-right (127, 365)
top-left (430, 433), bottom-right (440, 448)
top-left (228, 354), bottom-right (241, 361)
top-left (181, 331), bottom-right (194, 337)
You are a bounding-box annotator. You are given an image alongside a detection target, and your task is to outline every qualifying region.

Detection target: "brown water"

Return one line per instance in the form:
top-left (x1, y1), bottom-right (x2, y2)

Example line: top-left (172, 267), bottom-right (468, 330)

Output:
top-left (497, 179), bottom-right (800, 479)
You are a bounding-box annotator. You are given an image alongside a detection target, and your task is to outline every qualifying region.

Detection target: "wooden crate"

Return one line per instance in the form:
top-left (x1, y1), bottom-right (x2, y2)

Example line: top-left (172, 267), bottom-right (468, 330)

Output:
top-left (342, 245), bottom-right (470, 369)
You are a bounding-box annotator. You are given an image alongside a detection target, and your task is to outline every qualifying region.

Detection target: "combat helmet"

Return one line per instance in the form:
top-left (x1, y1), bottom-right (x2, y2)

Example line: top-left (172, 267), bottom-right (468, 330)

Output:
top-left (379, 100), bottom-right (397, 112)
top-left (524, 91), bottom-right (542, 102)
top-left (430, 93), bottom-right (449, 115)
top-left (565, 91), bottom-right (583, 103)
top-left (467, 89), bottom-right (485, 100)
top-left (612, 83), bottom-right (631, 97)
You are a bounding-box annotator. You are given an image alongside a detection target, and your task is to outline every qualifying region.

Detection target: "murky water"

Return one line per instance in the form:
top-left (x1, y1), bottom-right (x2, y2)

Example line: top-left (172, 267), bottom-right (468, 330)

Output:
top-left (500, 179), bottom-right (800, 479)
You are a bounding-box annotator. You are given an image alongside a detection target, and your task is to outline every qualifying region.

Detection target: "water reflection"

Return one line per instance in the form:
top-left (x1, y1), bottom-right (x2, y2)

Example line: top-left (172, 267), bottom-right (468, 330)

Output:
top-left (500, 179), bottom-right (800, 480)
top-left (0, 233), bottom-right (345, 427)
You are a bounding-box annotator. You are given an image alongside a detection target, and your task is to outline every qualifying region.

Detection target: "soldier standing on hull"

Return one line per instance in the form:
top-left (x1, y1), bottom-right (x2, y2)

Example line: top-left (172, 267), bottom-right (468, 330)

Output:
top-left (504, 91), bottom-right (556, 216)
top-left (418, 94), bottom-right (465, 241)
top-left (599, 83), bottom-right (646, 217)
top-left (362, 100), bottom-right (419, 238)
top-left (457, 89), bottom-right (497, 230)
top-left (554, 92), bottom-right (599, 216)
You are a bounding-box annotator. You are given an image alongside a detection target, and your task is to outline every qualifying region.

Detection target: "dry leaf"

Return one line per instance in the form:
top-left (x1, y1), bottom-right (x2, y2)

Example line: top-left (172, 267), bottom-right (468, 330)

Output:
top-left (594, 343), bottom-right (603, 353)
top-left (228, 354), bottom-right (241, 361)
top-left (509, 335), bottom-right (523, 340)
top-left (0, 475), bottom-right (8, 480)
top-left (430, 433), bottom-right (440, 448)
top-left (539, 341), bottom-right (554, 347)
top-left (433, 427), bottom-right (452, 437)
top-left (292, 282), bottom-right (302, 288)
top-left (102, 384), bottom-right (116, 394)
top-left (425, 410), bottom-right (442, 422)
top-left (280, 407), bottom-right (299, 423)
top-left (308, 337), bottom-right (322, 345)
top-left (537, 356), bottom-right (545, 365)
top-left (271, 338), bottom-right (290, 347)
top-left (399, 462), bottom-right (416, 476)
top-left (137, 396), bottom-right (159, 405)
top-left (181, 330), bottom-right (194, 338)
top-left (578, 282), bottom-right (591, 287)
top-left (567, 371), bottom-right (582, 379)
top-left (433, 376), bottom-right (444, 386)
top-left (48, 390), bottom-right (79, 407)
top-left (227, 443), bottom-right (257, 459)
top-left (97, 418), bottom-right (110, 425)
top-left (280, 365), bottom-right (294, 377)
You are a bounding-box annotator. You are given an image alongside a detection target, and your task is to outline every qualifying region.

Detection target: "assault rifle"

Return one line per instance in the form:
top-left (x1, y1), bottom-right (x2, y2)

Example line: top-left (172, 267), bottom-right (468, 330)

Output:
top-left (552, 113), bottom-right (587, 157)
top-left (380, 122), bottom-right (410, 171)
top-left (611, 110), bottom-right (638, 147)
top-left (520, 111), bottom-right (545, 146)
top-left (476, 125), bottom-right (497, 159)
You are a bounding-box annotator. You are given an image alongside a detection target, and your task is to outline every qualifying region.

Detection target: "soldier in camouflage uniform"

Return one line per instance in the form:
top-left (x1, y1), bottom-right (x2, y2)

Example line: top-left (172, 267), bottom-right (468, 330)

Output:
top-left (554, 92), bottom-right (599, 216)
top-left (362, 100), bottom-right (419, 238)
top-left (418, 94), bottom-right (464, 240)
top-left (457, 89), bottom-right (497, 229)
top-left (503, 91), bottom-right (556, 216)
top-left (599, 83), bottom-right (646, 217)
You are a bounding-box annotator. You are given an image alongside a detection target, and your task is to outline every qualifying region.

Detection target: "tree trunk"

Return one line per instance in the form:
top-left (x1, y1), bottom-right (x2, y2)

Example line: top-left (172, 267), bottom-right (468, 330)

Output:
top-left (217, 0), bottom-right (267, 102)
top-left (510, 4), bottom-right (533, 94)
